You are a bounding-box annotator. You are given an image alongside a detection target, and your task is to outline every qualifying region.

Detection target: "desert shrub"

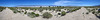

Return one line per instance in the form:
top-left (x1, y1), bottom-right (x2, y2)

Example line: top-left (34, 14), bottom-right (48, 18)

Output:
top-left (8, 7), bottom-right (17, 10)
top-left (14, 11), bottom-right (17, 13)
top-left (43, 12), bottom-right (53, 19)
top-left (70, 8), bottom-right (80, 12)
top-left (82, 13), bottom-right (84, 14)
top-left (0, 9), bottom-right (3, 12)
top-left (24, 12), bottom-right (27, 14)
top-left (22, 11), bottom-right (24, 12)
top-left (13, 10), bottom-right (18, 13)
top-left (58, 13), bottom-right (61, 15)
top-left (90, 9), bottom-right (95, 12)
top-left (27, 12), bottom-right (35, 18)
top-left (38, 9), bottom-right (43, 12)
top-left (13, 10), bottom-right (22, 13)
top-left (86, 12), bottom-right (89, 14)
top-left (8, 7), bottom-right (19, 13)
top-left (31, 12), bottom-right (35, 14)
top-left (64, 9), bottom-right (66, 10)
top-left (17, 11), bottom-right (21, 13)
top-left (49, 9), bottom-right (52, 11)
top-left (61, 11), bottom-right (66, 16)
top-left (30, 9), bottom-right (33, 10)
top-left (27, 12), bottom-right (39, 18)
top-left (34, 9), bottom-right (37, 10)
top-left (0, 7), bottom-right (6, 12)
top-left (35, 14), bottom-right (39, 17)
top-left (27, 13), bottom-right (35, 18)
top-left (56, 9), bottom-right (61, 11)
top-left (92, 11), bottom-right (95, 14)
top-left (53, 9), bottom-right (55, 10)
top-left (98, 11), bottom-right (100, 13)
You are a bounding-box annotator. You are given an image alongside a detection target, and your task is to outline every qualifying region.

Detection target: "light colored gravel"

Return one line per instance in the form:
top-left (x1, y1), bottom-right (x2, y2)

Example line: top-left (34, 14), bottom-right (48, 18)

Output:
top-left (0, 7), bottom-right (100, 20)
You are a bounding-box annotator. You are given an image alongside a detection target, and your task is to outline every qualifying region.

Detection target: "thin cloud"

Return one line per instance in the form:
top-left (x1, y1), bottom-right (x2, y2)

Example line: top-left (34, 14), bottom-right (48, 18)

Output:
top-left (54, 1), bottom-right (71, 6)
top-left (54, 0), bottom-right (82, 6)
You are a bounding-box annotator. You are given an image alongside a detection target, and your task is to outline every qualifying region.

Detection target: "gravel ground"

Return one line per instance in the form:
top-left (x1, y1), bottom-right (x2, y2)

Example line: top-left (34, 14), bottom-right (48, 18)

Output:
top-left (0, 7), bottom-right (99, 20)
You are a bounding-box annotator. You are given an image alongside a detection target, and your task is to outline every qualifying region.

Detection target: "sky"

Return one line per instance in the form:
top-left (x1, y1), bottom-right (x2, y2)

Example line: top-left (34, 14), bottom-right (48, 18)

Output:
top-left (0, 0), bottom-right (100, 7)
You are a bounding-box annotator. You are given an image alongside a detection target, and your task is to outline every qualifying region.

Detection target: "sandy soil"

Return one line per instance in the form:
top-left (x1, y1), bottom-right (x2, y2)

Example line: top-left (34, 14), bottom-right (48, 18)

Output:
top-left (0, 7), bottom-right (100, 20)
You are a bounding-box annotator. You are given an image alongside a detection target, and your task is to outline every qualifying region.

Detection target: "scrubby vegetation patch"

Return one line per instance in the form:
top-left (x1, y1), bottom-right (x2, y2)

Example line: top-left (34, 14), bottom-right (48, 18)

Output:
top-left (42, 12), bottom-right (53, 19)
top-left (0, 7), bottom-right (6, 12)
top-left (27, 12), bottom-right (39, 18)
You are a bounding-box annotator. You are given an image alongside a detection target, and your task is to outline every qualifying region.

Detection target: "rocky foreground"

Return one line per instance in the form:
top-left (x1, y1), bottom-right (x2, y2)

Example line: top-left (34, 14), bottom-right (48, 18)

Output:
top-left (0, 7), bottom-right (100, 20)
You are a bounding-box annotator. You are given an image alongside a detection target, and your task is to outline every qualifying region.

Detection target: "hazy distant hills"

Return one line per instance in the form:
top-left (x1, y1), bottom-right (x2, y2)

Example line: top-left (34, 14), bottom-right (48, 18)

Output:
top-left (15, 5), bottom-right (89, 7)
top-left (0, 6), bottom-right (4, 7)
top-left (94, 5), bottom-right (100, 7)
top-left (1, 5), bottom-right (100, 7)
top-left (15, 5), bottom-right (57, 7)
top-left (96, 5), bottom-right (100, 6)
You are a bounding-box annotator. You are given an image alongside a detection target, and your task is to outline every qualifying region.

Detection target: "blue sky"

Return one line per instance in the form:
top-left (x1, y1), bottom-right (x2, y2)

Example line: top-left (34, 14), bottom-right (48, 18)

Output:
top-left (0, 0), bottom-right (100, 7)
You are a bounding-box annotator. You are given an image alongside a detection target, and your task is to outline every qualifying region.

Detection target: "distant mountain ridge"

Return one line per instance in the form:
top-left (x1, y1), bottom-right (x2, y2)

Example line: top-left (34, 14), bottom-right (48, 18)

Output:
top-left (94, 5), bottom-right (100, 7)
top-left (16, 5), bottom-right (57, 7)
